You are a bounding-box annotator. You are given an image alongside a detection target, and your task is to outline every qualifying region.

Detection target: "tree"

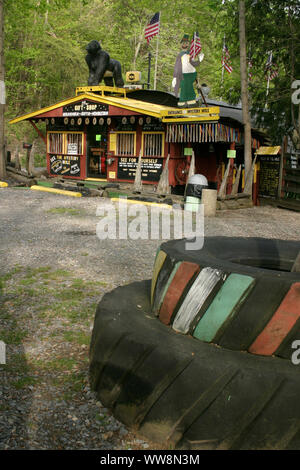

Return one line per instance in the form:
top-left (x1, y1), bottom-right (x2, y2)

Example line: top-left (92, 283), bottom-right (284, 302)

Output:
top-left (239, 0), bottom-right (251, 181)
top-left (0, 0), bottom-right (6, 179)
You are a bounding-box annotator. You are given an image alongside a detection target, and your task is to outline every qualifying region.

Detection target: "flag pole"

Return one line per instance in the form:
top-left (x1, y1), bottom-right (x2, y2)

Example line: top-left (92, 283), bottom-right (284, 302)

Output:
top-left (153, 12), bottom-right (160, 90)
top-left (221, 34), bottom-right (225, 99)
top-left (191, 31), bottom-right (196, 60)
top-left (265, 51), bottom-right (272, 109)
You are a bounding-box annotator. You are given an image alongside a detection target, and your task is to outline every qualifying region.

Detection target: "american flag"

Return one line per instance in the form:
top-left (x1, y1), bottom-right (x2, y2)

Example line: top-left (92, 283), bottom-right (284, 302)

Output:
top-left (265, 52), bottom-right (278, 80)
top-left (222, 43), bottom-right (233, 74)
top-left (190, 31), bottom-right (202, 60)
top-left (144, 12), bottom-right (160, 43)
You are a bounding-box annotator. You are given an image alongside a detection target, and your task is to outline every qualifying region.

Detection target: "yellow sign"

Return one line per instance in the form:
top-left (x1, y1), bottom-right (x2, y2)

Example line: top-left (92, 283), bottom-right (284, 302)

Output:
top-left (255, 146), bottom-right (281, 155)
top-left (161, 106), bottom-right (219, 116)
top-left (109, 171), bottom-right (116, 179)
top-left (109, 133), bottom-right (117, 152)
top-left (160, 106), bottom-right (219, 123)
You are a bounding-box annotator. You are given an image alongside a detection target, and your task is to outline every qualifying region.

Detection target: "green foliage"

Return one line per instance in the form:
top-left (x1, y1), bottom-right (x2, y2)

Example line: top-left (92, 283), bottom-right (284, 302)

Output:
top-left (4, 0), bottom-right (300, 146)
top-left (213, 0), bottom-right (300, 143)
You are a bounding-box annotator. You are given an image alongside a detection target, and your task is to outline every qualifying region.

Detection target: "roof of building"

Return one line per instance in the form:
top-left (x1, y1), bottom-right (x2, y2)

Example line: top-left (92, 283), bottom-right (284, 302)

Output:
top-left (9, 88), bottom-right (220, 125)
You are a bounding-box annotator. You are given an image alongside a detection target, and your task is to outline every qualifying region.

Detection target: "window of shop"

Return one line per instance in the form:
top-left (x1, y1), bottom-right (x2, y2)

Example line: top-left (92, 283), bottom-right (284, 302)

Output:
top-left (143, 132), bottom-right (164, 157)
top-left (116, 132), bottom-right (135, 156)
top-left (47, 132), bottom-right (83, 155)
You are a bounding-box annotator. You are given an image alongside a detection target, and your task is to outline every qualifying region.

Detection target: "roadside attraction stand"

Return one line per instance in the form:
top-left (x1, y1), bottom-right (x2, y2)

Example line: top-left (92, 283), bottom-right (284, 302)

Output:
top-left (9, 85), bottom-right (265, 200)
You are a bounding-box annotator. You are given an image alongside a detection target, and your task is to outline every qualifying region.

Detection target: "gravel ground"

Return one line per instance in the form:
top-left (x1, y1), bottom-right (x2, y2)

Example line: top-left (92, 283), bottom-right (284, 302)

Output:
top-left (0, 187), bottom-right (299, 451)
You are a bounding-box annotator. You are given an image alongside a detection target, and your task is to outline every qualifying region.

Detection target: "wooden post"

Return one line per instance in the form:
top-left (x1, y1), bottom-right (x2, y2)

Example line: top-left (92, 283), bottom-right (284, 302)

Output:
top-left (218, 160), bottom-right (230, 200)
top-left (231, 164), bottom-right (242, 196)
top-left (278, 137), bottom-right (287, 199)
top-left (156, 154), bottom-right (171, 196)
top-left (243, 154), bottom-right (257, 196)
top-left (14, 146), bottom-right (21, 171)
top-left (0, 0), bottom-right (6, 180)
top-left (227, 142), bottom-right (235, 194)
top-left (239, 0), bottom-right (252, 183)
top-left (186, 149), bottom-right (195, 182)
top-left (133, 150), bottom-right (143, 193)
top-left (24, 143), bottom-right (34, 175)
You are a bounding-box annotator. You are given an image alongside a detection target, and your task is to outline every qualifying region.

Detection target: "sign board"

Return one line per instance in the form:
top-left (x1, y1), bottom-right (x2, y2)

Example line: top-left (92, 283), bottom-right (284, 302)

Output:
top-left (256, 146), bottom-right (281, 156)
top-left (63, 101), bottom-right (108, 117)
top-left (258, 154), bottom-right (280, 198)
top-left (67, 143), bottom-right (78, 155)
top-left (49, 154), bottom-right (81, 177)
top-left (117, 157), bottom-right (163, 182)
top-left (161, 106), bottom-right (220, 123)
top-left (227, 149), bottom-right (236, 159)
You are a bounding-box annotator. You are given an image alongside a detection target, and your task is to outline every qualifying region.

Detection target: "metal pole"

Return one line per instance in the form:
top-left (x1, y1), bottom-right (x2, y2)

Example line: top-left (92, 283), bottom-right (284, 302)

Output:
top-left (153, 24), bottom-right (160, 90)
top-left (220, 34), bottom-right (225, 100)
top-left (147, 52), bottom-right (152, 90)
top-left (265, 51), bottom-right (272, 109)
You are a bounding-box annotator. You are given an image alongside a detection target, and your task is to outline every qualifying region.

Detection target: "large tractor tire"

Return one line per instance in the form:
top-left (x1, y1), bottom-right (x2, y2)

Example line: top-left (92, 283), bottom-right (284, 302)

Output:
top-left (89, 237), bottom-right (300, 450)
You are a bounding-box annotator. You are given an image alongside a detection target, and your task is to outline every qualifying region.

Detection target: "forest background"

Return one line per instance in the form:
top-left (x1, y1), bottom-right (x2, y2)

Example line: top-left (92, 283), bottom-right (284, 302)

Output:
top-left (3, 0), bottom-right (300, 160)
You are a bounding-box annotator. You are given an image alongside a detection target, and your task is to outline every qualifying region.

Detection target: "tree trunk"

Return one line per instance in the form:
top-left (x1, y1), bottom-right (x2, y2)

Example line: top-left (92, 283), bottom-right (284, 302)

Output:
top-left (0, 0), bottom-right (6, 180)
top-left (239, 0), bottom-right (252, 182)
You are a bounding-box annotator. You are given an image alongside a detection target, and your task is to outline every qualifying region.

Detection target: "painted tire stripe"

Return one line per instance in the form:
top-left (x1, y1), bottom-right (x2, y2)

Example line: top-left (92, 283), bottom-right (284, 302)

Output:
top-left (152, 255), bottom-right (177, 315)
top-left (193, 273), bottom-right (255, 342)
top-left (218, 277), bottom-right (290, 351)
top-left (151, 250), bottom-right (167, 306)
top-left (249, 283), bottom-right (300, 356)
top-left (154, 262), bottom-right (183, 317)
top-left (159, 262), bottom-right (200, 325)
top-left (172, 267), bottom-right (224, 334)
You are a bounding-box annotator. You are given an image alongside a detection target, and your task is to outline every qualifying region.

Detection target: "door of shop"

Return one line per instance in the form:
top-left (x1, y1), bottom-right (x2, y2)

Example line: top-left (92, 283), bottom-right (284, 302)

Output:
top-left (87, 127), bottom-right (107, 178)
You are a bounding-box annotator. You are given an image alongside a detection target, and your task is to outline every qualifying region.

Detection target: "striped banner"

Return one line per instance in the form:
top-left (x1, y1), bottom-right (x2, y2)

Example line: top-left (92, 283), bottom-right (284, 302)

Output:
top-left (166, 123), bottom-right (243, 144)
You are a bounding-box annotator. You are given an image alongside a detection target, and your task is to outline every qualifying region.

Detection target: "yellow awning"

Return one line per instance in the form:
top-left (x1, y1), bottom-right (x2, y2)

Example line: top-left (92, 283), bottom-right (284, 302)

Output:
top-left (9, 90), bottom-right (220, 125)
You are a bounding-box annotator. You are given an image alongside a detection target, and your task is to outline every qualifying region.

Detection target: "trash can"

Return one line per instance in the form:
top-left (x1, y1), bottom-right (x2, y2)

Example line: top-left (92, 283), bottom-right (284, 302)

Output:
top-left (184, 174), bottom-right (208, 212)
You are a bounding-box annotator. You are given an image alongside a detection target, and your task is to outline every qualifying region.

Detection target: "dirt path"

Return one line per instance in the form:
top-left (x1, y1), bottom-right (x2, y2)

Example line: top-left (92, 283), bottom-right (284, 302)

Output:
top-left (0, 188), bottom-right (299, 450)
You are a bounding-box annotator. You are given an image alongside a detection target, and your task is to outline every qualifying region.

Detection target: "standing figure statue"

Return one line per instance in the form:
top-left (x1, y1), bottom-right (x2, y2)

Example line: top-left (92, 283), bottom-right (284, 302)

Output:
top-left (172, 34), bottom-right (203, 108)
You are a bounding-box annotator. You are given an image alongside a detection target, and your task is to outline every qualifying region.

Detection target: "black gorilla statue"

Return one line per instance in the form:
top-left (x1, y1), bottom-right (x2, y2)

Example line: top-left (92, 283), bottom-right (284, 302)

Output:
top-left (85, 40), bottom-right (124, 87)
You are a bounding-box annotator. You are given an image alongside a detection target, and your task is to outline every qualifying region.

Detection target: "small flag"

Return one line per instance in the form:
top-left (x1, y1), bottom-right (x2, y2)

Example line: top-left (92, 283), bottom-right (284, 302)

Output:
top-left (222, 43), bottom-right (233, 74)
top-left (190, 31), bottom-right (202, 60)
top-left (265, 51), bottom-right (278, 80)
top-left (144, 12), bottom-right (160, 43)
